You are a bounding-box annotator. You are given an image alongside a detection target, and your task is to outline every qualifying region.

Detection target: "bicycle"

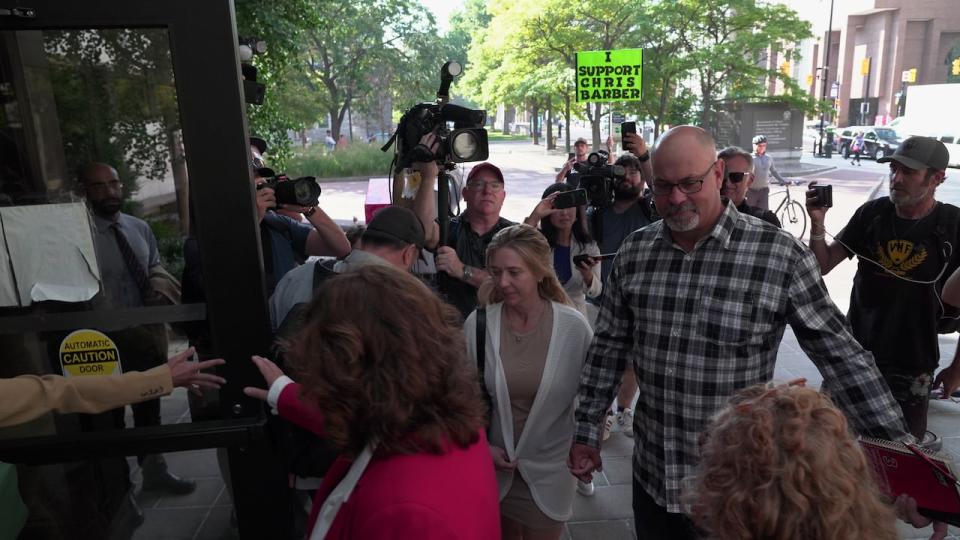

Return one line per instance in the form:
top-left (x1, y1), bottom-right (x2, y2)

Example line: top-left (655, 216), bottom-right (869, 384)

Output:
top-left (770, 179), bottom-right (808, 239)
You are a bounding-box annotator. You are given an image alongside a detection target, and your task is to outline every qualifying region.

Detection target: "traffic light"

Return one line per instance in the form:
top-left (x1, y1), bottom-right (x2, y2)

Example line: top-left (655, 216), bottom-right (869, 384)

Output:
top-left (806, 74), bottom-right (814, 86)
top-left (952, 58), bottom-right (960, 76)
top-left (780, 61), bottom-right (791, 76)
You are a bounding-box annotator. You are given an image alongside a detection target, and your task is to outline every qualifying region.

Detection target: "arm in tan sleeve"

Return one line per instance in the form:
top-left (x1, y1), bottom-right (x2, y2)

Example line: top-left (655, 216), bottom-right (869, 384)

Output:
top-left (0, 366), bottom-right (174, 428)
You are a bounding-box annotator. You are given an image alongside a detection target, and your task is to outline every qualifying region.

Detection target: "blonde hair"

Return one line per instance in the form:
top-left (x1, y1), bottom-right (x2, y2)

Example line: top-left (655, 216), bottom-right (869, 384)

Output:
top-left (684, 383), bottom-right (897, 540)
top-left (478, 224), bottom-right (572, 307)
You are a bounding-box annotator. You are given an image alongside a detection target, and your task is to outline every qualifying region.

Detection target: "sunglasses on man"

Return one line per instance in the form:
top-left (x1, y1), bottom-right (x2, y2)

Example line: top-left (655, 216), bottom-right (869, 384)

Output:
top-left (725, 171), bottom-right (752, 184)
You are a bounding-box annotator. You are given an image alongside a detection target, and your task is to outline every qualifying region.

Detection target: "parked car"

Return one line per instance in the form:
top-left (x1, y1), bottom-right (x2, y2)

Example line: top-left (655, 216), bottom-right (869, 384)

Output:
top-left (836, 126), bottom-right (901, 161)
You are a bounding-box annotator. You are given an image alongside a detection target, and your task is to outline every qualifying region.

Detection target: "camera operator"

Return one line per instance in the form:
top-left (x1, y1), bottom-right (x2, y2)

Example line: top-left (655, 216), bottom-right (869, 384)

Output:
top-left (253, 166), bottom-right (351, 295)
top-left (582, 131), bottom-right (656, 441)
top-left (412, 134), bottom-right (515, 318)
top-left (556, 136), bottom-right (617, 183)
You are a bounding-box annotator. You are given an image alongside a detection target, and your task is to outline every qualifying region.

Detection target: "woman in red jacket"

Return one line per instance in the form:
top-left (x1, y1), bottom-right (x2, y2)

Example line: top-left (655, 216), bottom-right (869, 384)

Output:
top-left (244, 264), bottom-right (500, 540)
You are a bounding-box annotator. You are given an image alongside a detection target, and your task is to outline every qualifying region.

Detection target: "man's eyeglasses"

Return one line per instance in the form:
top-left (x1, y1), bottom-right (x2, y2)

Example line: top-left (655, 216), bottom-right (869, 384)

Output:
top-left (252, 157), bottom-right (265, 168)
top-left (724, 171), bottom-right (752, 184)
top-left (651, 160), bottom-right (718, 196)
top-left (465, 180), bottom-right (504, 192)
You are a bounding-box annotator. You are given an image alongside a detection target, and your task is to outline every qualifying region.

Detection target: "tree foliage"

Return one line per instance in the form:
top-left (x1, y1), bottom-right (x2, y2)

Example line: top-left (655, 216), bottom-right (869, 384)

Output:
top-left (459, 0), bottom-right (817, 141)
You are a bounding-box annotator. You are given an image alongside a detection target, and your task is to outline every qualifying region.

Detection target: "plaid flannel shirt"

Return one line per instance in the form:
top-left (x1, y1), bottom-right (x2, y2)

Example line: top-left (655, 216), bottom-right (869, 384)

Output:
top-left (574, 202), bottom-right (909, 513)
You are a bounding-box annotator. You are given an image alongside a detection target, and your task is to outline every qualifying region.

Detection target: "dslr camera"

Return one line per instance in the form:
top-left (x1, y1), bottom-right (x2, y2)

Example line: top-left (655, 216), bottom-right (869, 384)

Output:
top-left (388, 61), bottom-right (489, 168)
top-left (569, 152), bottom-right (626, 207)
top-left (257, 174), bottom-right (322, 209)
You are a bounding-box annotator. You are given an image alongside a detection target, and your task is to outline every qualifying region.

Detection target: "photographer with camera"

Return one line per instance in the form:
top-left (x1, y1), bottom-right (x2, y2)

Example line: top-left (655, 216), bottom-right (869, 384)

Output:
top-left (806, 136), bottom-right (960, 443)
top-left (556, 136), bottom-right (617, 183)
top-left (253, 166), bottom-right (351, 295)
top-left (575, 131), bottom-right (656, 442)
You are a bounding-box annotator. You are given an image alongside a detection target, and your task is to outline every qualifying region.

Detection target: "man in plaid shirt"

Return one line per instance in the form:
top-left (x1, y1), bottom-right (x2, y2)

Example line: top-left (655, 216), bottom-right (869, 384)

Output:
top-left (568, 126), bottom-right (910, 539)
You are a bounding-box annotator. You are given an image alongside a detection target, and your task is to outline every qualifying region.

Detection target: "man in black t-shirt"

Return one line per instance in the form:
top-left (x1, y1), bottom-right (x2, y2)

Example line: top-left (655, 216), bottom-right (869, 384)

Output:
top-left (806, 136), bottom-right (960, 440)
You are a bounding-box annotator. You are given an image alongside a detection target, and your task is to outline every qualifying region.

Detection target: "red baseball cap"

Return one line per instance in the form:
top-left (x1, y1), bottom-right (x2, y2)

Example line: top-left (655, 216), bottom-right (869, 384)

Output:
top-left (466, 162), bottom-right (504, 184)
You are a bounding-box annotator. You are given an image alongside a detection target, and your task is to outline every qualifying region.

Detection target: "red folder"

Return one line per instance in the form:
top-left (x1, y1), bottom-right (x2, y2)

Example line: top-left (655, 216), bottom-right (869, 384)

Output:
top-left (860, 437), bottom-right (960, 526)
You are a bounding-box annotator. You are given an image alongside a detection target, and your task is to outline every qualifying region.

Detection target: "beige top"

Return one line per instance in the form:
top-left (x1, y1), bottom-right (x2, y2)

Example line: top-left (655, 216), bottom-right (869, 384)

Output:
top-left (0, 365), bottom-right (173, 428)
top-left (499, 303), bottom-right (553, 446)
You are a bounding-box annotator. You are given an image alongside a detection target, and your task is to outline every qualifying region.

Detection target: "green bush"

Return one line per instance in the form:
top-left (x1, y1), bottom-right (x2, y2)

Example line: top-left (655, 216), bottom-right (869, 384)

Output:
top-left (286, 143), bottom-right (394, 179)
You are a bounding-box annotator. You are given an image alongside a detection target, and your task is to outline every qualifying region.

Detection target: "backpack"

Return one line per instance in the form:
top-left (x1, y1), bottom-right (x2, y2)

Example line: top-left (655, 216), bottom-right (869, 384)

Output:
top-left (272, 258), bottom-right (340, 479)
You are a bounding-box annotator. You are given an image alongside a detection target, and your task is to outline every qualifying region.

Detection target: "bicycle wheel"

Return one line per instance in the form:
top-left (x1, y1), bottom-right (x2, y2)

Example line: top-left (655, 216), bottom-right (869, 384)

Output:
top-left (778, 200), bottom-right (807, 239)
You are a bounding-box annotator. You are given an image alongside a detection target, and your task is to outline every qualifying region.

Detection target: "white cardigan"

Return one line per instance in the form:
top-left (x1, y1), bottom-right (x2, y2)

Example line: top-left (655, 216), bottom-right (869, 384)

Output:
top-left (553, 239), bottom-right (601, 318)
top-left (464, 302), bottom-right (593, 521)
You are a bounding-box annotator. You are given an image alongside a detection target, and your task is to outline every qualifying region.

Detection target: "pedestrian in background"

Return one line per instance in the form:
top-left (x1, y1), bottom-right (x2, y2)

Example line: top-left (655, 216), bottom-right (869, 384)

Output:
top-left (748, 135), bottom-right (785, 210)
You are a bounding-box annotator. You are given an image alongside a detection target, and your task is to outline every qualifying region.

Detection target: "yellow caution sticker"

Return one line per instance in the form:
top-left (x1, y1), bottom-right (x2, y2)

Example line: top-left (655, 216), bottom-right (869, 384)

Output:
top-left (59, 329), bottom-right (122, 377)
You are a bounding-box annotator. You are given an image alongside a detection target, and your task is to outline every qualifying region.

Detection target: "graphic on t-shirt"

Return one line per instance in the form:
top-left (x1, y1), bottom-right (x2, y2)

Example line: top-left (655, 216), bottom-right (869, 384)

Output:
top-left (876, 239), bottom-right (928, 276)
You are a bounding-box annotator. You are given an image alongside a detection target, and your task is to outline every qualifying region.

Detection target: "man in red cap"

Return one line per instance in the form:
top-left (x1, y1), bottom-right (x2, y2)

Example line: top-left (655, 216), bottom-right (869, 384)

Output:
top-left (412, 146), bottom-right (514, 317)
top-left (806, 135), bottom-right (960, 442)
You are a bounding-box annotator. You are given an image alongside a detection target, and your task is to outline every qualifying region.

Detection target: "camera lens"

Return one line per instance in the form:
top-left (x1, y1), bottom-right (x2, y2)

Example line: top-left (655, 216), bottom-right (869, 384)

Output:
top-left (452, 131), bottom-right (479, 160)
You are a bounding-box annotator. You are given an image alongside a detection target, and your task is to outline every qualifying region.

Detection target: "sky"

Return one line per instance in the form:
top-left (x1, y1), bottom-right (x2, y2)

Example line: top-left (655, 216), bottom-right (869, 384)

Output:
top-left (419, 0), bottom-right (465, 33)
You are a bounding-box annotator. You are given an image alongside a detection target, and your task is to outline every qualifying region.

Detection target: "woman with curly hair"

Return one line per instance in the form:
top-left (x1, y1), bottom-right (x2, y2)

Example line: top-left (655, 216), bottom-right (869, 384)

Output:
top-left (684, 381), bottom-right (898, 540)
top-left (465, 224), bottom-right (593, 540)
top-left (244, 264), bottom-right (500, 540)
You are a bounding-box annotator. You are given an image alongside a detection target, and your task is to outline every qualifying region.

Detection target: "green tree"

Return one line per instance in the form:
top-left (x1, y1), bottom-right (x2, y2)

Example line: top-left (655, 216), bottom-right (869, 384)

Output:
top-left (299, 0), bottom-right (442, 142)
top-left (678, 0), bottom-right (814, 128)
top-left (236, 0), bottom-right (318, 167)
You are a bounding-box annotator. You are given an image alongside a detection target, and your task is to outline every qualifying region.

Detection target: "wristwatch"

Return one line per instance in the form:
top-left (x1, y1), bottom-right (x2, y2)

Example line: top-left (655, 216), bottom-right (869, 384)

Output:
top-left (303, 207), bottom-right (317, 217)
top-left (637, 151), bottom-right (650, 162)
top-left (462, 265), bottom-right (474, 282)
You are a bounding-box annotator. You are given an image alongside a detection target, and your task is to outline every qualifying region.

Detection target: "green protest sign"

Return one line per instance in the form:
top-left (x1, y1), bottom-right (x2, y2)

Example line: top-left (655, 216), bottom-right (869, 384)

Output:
top-left (575, 49), bottom-right (643, 103)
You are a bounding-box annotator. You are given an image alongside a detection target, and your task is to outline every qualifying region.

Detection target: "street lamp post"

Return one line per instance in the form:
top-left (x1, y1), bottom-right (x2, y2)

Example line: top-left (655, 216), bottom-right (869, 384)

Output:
top-left (818, 0), bottom-right (835, 157)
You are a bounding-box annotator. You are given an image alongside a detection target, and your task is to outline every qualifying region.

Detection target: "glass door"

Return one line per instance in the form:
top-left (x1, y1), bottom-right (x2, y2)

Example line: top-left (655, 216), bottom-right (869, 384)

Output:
top-left (0, 2), bottom-right (289, 538)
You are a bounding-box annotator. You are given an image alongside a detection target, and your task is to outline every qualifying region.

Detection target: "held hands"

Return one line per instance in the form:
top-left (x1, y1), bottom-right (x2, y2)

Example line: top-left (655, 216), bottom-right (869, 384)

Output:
top-left (490, 446), bottom-right (517, 472)
top-left (567, 442), bottom-right (602, 483)
top-left (167, 347), bottom-right (226, 396)
top-left (435, 246), bottom-right (465, 280)
top-left (242, 355), bottom-right (286, 402)
top-left (411, 132), bottom-right (440, 180)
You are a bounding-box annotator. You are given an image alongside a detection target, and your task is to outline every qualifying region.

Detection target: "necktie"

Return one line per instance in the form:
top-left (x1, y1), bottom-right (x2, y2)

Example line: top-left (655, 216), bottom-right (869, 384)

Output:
top-left (111, 222), bottom-right (154, 301)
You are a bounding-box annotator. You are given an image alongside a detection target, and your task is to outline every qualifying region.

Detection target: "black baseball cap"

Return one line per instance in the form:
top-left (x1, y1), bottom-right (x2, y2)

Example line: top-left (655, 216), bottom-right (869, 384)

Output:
top-left (363, 206), bottom-right (425, 248)
top-left (878, 136), bottom-right (949, 171)
top-left (250, 136), bottom-right (268, 155)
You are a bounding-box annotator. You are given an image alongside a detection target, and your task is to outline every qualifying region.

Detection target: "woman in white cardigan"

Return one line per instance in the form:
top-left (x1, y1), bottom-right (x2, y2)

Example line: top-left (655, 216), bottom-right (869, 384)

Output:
top-left (523, 183), bottom-right (601, 319)
top-left (464, 224), bottom-right (593, 540)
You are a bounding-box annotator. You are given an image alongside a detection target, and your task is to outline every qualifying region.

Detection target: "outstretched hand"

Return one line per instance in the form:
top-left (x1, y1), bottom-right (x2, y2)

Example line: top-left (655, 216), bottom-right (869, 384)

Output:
top-left (167, 347), bottom-right (226, 396)
top-left (242, 355), bottom-right (285, 402)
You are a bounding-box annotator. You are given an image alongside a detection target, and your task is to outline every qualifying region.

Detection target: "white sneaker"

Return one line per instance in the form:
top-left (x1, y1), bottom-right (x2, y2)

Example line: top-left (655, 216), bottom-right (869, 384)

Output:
top-left (576, 480), bottom-right (595, 497)
top-left (617, 408), bottom-right (635, 438)
top-left (602, 413), bottom-right (615, 441)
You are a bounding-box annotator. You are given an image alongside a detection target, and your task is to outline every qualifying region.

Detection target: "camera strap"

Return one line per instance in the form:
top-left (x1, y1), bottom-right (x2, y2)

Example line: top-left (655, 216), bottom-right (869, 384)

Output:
top-left (476, 307), bottom-right (493, 427)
